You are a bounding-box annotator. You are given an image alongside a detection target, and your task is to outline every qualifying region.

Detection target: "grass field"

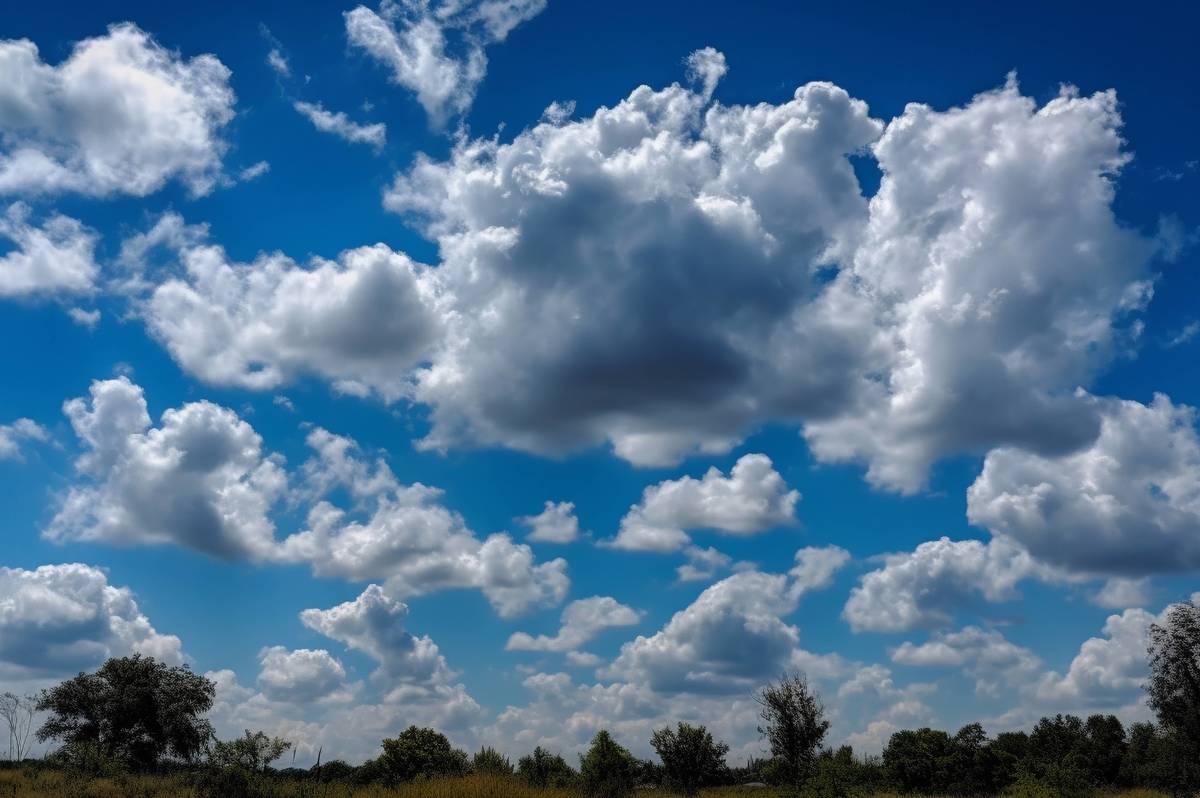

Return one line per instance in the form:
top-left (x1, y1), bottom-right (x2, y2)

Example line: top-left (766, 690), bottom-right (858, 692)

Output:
top-left (0, 769), bottom-right (790, 797)
top-left (0, 770), bottom-right (1181, 798)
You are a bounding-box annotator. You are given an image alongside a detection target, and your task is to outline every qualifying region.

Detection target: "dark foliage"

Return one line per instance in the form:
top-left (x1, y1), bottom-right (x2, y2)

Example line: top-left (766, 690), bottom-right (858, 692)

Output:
top-left (578, 730), bottom-right (638, 798)
top-left (35, 655), bottom-right (215, 772)
top-left (517, 745), bottom-right (577, 788)
top-left (757, 671), bottom-right (830, 788)
top-left (378, 725), bottom-right (469, 783)
top-left (650, 722), bottom-right (730, 795)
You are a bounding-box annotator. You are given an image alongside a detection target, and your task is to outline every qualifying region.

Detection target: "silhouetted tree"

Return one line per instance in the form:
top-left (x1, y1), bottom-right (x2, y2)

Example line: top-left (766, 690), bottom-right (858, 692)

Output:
top-left (650, 722), bottom-right (729, 795)
top-left (471, 746), bottom-right (514, 774)
top-left (517, 746), bottom-right (576, 788)
top-left (379, 726), bottom-right (468, 782)
top-left (1026, 715), bottom-right (1089, 798)
top-left (36, 655), bottom-right (214, 771)
top-left (1081, 714), bottom-right (1125, 786)
top-left (756, 671), bottom-right (829, 788)
top-left (579, 730), bottom-right (638, 798)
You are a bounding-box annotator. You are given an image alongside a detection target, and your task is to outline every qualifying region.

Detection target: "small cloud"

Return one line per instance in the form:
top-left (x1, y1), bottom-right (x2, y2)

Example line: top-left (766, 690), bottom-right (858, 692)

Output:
top-left (239, 161), bottom-right (271, 181)
top-left (67, 307), bottom-right (101, 328)
top-left (293, 101), bottom-right (386, 151)
top-left (1166, 321), bottom-right (1200, 349)
top-left (273, 395), bottom-right (296, 412)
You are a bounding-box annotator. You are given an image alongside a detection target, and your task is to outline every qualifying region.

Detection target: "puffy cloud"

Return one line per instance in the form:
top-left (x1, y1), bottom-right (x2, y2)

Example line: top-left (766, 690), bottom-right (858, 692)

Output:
top-left (892, 626), bottom-right (1042, 696)
top-left (675, 545), bottom-right (733, 583)
top-left (344, 0), bottom-right (545, 126)
top-left (299, 584), bottom-right (479, 720)
top-left (0, 563), bottom-right (182, 679)
top-left (256, 646), bottom-right (352, 704)
top-left (507, 596), bottom-right (641, 656)
top-left (0, 203), bottom-right (97, 298)
top-left (46, 377), bottom-right (288, 560)
top-left (279, 429), bottom-right (568, 617)
top-left (843, 536), bottom-right (1043, 632)
top-left (388, 66), bottom-right (883, 465)
top-left (293, 101), bottom-right (386, 150)
top-left (518, 500), bottom-right (581, 544)
top-left (0, 23), bottom-right (235, 197)
top-left (611, 454), bottom-right (799, 552)
top-left (1031, 607), bottom-right (1159, 710)
top-left (968, 393), bottom-right (1200, 576)
top-left (0, 417), bottom-right (47, 460)
top-left (140, 221), bottom-right (440, 400)
top-left (603, 554), bottom-right (847, 695)
top-left (804, 79), bottom-right (1153, 492)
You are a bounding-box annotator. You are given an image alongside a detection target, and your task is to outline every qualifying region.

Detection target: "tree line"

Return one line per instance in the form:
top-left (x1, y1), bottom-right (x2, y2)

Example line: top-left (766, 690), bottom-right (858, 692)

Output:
top-left (2, 598), bottom-right (1197, 797)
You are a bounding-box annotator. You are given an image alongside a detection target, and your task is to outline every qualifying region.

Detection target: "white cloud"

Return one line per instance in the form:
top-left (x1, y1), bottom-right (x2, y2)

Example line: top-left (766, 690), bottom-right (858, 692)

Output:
top-left (0, 203), bottom-right (97, 298)
top-left (969, 393), bottom-right (1200, 577)
top-left (675, 545), bottom-right (733, 583)
top-left (139, 218), bottom-right (440, 400)
top-left (46, 377), bottom-right (288, 560)
top-left (603, 553), bottom-right (847, 694)
top-left (611, 454), bottom-right (799, 552)
top-left (803, 77), bottom-right (1154, 492)
top-left (256, 646), bottom-right (353, 704)
top-left (892, 626), bottom-right (1042, 696)
top-left (299, 584), bottom-right (479, 718)
top-left (507, 596), bottom-right (641, 656)
top-left (843, 536), bottom-right (1043, 632)
top-left (1092, 578), bottom-right (1151, 609)
top-left (344, 0), bottom-right (545, 126)
top-left (278, 428), bottom-right (568, 617)
top-left (267, 49), bottom-right (290, 77)
top-left (0, 417), bottom-right (47, 460)
top-left (518, 500), bottom-right (581, 543)
top-left (293, 101), bottom-right (386, 150)
top-left (0, 563), bottom-right (182, 679)
top-left (0, 23), bottom-right (235, 197)
top-left (239, 161), bottom-right (270, 181)
top-left (67, 307), bottom-right (101, 328)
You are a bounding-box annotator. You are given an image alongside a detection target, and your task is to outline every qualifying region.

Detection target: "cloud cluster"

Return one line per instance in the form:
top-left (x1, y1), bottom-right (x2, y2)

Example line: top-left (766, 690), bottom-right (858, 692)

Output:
top-left (0, 203), bottom-right (97, 298)
top-left (0, 23), bottom-right (235, 197)
top-left (0, 563), bottom-right (182, 680)
top-left (256, 646), bottom-right (353, 704)
top-left (142, 221), bottom-right (439, 400)
top-left (278, 428), bottom-right (569, 617)
top-left (968, 393), bottom-right (1200, 576)
top-left (46, 377), bottom-right (288, 560)
top-left (843, 536), bottom-right (1043, 632)
top-left (345, 0), bottom-right (546, 126)
top-left (892, 626), bottom-right (1041, 696)
top-left (611, 454), bottom-right (799, 552)
top-left (604, 547), bottom-right (848, 694)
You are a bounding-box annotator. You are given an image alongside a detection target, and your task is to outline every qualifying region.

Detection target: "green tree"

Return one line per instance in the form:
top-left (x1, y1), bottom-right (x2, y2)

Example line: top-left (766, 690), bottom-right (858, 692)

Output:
top-left (472, 745), bottom-right (514, 774)
top-left (756, 671), bottom-right (830, 788)
top-left (517, 746), bottom-right (576, 788)
top-left (1147, 598), bottom-right (1200, 794)
top-left (379, 726), bottom-right (468, 782)
top-left (882, 727), bottom-right (954, 794)
top-left (35, 654), bottom-right (215, 771)
top-left (208, 729), bottom-right (291, 772)
top-left (650, 722), bottom-right (730, 795)
top-left (579, 729), bottom-right (638, 798)
top-left (1026, 715), bottom-right (1089, 798)
top-left (1081, 714), bottom-right (1125, 786)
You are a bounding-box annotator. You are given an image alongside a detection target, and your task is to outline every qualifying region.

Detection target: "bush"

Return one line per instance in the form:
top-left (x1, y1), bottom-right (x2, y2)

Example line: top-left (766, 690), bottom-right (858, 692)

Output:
top-left (579, 730), bottom-right (638, 798)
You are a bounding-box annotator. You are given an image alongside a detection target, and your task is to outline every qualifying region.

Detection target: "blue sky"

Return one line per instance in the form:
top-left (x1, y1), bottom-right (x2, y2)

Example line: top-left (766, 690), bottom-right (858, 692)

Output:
top-left (1, 0), bottom-right (1199, 765)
